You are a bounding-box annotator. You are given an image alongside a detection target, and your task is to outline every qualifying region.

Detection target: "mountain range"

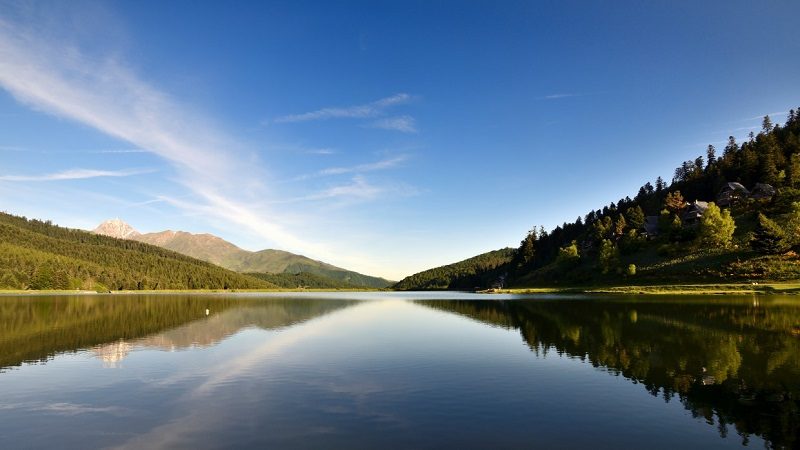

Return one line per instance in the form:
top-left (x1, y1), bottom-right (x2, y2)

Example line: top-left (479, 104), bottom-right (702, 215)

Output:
top-left (92, 219), bottom-right (393, 288)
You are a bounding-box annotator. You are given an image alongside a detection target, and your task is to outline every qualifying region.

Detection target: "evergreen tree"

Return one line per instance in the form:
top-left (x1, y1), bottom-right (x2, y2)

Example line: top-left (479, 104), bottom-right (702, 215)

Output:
top-left (555, 241), bottom-right (579, 266)
top-left (625, 205), bottom-right (645, 231)
top-left (698, 202), bottom-right (735, 248)
top-left (706, 145), bottom-right (717, 169)
top-left (664, 190), bottom-right (685, 214)
top-left (786, 153), bottom-right (800, 187)
top-left (598, 239), bottom-right (618, 274)
top-left (518, 228), bottom-right (537, 266)
top-left (655, 177), bottom-right (665, 192)
top-left (752, 213), bottom-right (788, 254)
top-left (784, 202), bottom-right (800, 249)
top-left (762, 115), bottom-right (773, 134)
top-left (614, 215), bottom-right (627, 238)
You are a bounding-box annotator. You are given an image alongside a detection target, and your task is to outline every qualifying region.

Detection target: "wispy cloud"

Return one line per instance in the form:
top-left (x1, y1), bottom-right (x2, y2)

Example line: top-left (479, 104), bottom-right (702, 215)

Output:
top-left (367, 115), bottom-right (417, 133)
top-left (320, 155), bottom-right (408, 176)
top-left (0, 168), bottom-right (152, 182)
top-left (0, 145), bottom-right (147, 154)
top-left (275, 93), bottom-right (411, 123)
top-left (289, 155), bottom-right (409, 182)
top-left (740, 111), bottom-right (787, 122)
top-left (90, 148), bottom-right (149, 154)
top-left (304, 148), bottom-right (336, 155)
top-left (542, 93), bottom-right (583, 100)
top-left (0, 12), bottom-right (328, 258)
top-left (277, 176), bottom-right (383, 204)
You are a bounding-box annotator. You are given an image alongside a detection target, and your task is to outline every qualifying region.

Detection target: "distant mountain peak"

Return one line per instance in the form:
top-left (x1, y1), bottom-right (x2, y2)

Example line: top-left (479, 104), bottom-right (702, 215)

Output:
top-left (92, 218), bottom-right (141, 239)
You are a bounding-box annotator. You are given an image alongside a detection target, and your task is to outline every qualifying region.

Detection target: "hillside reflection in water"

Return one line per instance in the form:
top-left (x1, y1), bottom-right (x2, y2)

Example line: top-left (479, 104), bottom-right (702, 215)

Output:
top-left (0, 293), bottom-right (797, 449)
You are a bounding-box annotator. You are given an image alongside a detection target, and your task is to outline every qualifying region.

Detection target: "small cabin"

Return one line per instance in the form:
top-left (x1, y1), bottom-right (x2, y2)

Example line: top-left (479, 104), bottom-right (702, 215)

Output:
top-left (751, 183), bottom-right (776, 201)
top-left (683, 200), bottom-right (709, 225)
top-left (643, 216), bottom-right (660, 237)
top-left (717, 182), bottom-right (750, 207)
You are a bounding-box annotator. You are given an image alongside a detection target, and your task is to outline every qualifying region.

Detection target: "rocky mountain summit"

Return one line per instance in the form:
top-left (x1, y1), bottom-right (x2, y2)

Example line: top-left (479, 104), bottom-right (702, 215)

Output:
top-left (92, 218), bottom-right (141, 239)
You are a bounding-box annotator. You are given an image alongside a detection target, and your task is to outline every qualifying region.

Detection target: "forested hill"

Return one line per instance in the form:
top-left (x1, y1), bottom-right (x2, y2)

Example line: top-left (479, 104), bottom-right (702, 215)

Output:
top-left (0, 212), bottom-right (275, 291)
top-left (397, 107), bottom-right (800, 290)
top-left (394, 248), bottom-right (514, 290)
top-left (245, 271), bottom-right (361, 289)
top-left (94, 221), bottom-right (394, 289)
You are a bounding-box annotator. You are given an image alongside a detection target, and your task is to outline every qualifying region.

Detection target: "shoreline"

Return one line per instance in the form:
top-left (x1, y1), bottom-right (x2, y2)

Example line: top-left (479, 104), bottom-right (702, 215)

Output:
top-left (0, 288), bottom-right (386, 296)
top-left (485, 282), bottom-right (800, 295)
top-left (2, 282), bottom-right (800, 296)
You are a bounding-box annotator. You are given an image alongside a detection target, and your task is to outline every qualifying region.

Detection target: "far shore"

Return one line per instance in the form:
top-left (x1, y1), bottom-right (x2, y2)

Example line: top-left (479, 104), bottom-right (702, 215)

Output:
top-left (484, 282), bottom-right (800, 295)
top-left (2, 282), bottom-right (800, 296)
top-left (0, 288), bottom-right (386, 295)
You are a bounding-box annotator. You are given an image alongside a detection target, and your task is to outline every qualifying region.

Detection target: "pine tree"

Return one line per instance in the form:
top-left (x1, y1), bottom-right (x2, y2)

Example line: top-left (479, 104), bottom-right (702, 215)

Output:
top-left (664, 190), bottom-right (685, 214)
top-left (762, 115), bottom-right (773, 134)
top-left (698, 202), bottom-right (735, 248)
top-left (784, 202), bottom-right (800, 249)
top-left (655, 177), bottom-right (665, 192)
top-left (518, 228), bottom-right (537, 266)
top-left (787, 153), bottom-right (800, 187)
top-left (625, 205), bottom-right (645, 231)
top-left (614, 215), bottom-right (627, 238)
top-left (752, 213), bottom-right (788, 254)
top-left (706, 145), bottom-right (717, 169)
top-left (598, 239), bottom-right (618, 274)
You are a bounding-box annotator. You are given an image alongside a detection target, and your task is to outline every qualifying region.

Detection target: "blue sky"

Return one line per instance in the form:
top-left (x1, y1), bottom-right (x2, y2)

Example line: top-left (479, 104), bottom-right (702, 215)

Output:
top-left (0, 0), bottom-right (798, 279)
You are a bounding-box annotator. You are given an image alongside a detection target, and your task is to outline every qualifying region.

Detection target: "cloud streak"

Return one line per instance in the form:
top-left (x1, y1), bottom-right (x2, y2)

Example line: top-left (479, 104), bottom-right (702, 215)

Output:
top-left (289, 155), bottom-right (409, 182)
top-left (367, 115), bottom-right (417, 133)
top-left (275, 93), bottom-right (411, 123)
top-left (542, 93), bottom-right (582, 100)
top-left (277, 176), bottom-right (383, 204)
top-left (0, 168), bottom-right (152, 182)
top-left (0, 12), bottom-right (331, 259)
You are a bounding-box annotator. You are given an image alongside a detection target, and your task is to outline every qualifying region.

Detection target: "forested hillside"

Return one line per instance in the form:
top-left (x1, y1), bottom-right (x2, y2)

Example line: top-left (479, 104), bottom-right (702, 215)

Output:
top-left (246, 271), bottom-right (360, 289)
top-left (95, 223), bottom-right (394, 289)
top-left (0, 212), bottom-right (275, 291)
top-left (393, 248), bottom-right (514, 290)
top-left (397, 108), bottom-right (800, 289)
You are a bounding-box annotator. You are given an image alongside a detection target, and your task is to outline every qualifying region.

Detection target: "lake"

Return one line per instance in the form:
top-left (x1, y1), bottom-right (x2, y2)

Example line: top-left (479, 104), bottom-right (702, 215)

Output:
top-left (0, 292), bottom-right (798, 449)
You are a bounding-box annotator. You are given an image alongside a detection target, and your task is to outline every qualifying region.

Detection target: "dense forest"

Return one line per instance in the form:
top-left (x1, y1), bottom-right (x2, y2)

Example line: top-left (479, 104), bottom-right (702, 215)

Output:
top-left (246, 271), bottom-right (361, 289)
top-left (393, 248), bottom-right (514, 290)
top-left (0, 212), bottom-right (275, 290)
top-left (422, 298), bottom-right (800, 448)
top-left (397, 107), bottom-right (800, 289)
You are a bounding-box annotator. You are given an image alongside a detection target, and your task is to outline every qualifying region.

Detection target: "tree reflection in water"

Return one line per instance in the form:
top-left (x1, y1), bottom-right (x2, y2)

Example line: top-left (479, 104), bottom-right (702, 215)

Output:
top-left (422, 297), bottom-right (800, 448)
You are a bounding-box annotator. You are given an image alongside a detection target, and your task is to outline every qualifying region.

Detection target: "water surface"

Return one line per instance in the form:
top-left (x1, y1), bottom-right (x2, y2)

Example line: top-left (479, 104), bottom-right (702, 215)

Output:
top-left (1, 292), bottom-right (798, 448)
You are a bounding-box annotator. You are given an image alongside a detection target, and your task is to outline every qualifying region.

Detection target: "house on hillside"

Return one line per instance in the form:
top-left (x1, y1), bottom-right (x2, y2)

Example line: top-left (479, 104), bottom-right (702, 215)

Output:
top-left (751, 183), bottom-right (776, 201)
top-left (717, 182), bottom-right (750, 207)
top-left (682, 200), bottom-right (709, 225)
top-left (643, 216), bottom-right (660, 238)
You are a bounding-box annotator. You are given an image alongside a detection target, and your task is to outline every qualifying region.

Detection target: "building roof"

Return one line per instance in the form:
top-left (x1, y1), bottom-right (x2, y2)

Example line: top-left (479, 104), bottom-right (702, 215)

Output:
top-left (752, 183), bottom-right (776, 197)
top-left (683, 200), bottom-right (709, 221)
top-left (720, 182), bottom-right (750, 194)
top-left (643, 216), bottom-right (659, 235)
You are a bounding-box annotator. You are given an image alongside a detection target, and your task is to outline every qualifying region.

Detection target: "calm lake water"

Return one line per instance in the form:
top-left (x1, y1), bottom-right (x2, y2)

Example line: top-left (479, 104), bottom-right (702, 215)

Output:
top-left (1, 292), bottom-right (798, 449)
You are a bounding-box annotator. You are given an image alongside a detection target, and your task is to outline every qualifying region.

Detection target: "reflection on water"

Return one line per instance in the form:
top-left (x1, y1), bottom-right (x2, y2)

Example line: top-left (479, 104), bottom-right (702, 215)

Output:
top-left (423, 297), bottom-right (800, 448)
top-left (0, 294), bottom-right (355, 370)
top-left (0, 293), bottom-right (797, 448)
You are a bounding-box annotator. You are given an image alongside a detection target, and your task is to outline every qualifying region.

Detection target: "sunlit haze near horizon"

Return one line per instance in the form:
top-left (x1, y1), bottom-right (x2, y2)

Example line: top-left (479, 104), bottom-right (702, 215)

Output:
top-left (0, 0), bottom-right (798, 279)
